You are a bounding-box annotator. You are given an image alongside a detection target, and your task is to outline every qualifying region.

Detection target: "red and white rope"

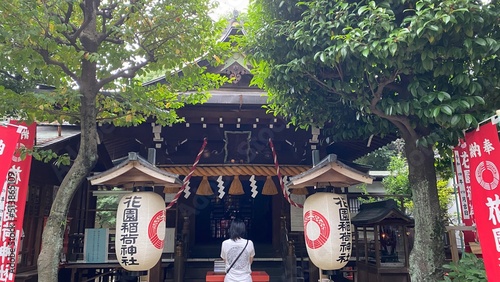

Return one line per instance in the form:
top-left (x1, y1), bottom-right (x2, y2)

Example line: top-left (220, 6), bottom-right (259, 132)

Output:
top-left (269, 138), bottom-right (303, 208)
top-left (166, 137), bottom-right (207, 210)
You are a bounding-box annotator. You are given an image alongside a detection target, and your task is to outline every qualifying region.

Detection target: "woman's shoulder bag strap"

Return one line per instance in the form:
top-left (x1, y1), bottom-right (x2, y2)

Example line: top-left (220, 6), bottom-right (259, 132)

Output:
top-left (226, 240), bottom-right (249, 273)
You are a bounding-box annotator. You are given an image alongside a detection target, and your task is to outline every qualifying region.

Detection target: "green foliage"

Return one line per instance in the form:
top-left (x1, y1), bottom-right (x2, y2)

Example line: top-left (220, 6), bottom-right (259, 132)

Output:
top-left (0, 1), bottom-right (227, 279)
top-left (95, 193), bottom-right (120, 228)
top-left (356, 139), bottom-right (404, 170)
top-left (441, 252), bottom-right (486, 281)
top-left (437, 179), bottom-right (454, 223)
top-left (31, 148), bottom-right (71, 167)
top-left (357, 183), bottom-right (381, 204)
top-left (0, 0), bottom-right (227, 126)
top-left (382, 154), bottom-right (454, 217)
top-left (244, 0), bottom-right (500, 145)
top-left (356, 148), bottom-right (396, 171)
top-left (14, 146), bottom-right (71, 167)
top-left (435, 148), bottom-right (454, 180)
top-left (244, 0), bottom-right (500, 279)
top-left (382, 154), bottom-right (413, 210)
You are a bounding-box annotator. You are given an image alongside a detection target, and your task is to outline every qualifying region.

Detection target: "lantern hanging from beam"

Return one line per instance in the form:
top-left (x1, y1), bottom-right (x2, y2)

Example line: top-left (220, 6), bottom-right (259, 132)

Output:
top-left (115, 191), bottom-right (166, 272)
top-left (303, 192), bottom-right (351, 270)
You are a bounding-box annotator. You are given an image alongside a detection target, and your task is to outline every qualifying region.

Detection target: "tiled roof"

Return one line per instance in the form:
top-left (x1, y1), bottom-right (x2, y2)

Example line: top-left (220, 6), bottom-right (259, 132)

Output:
top-left (289, 154), bottom-right (373, 188)
top-left (88, 152), bottom-right (182, 188)
top-left (351, 199), bottom-right (414, 226)
top-left (35, 124), bottom-right (80, 147)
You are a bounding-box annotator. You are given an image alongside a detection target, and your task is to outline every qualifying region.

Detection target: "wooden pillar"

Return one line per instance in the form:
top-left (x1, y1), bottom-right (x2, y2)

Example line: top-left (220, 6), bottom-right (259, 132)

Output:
top-left (309, 261), bottom-right (319, 282)
top-left (285, 240), bottom-right (297, 281)
top-left (148, 259), bottom-right (162, 282)
top-left (181, 214), bottom-right (190, 257)
top-left (173, 241), bottom-right (184, 282)
top-left (374, 225), bottom-right (381, 268)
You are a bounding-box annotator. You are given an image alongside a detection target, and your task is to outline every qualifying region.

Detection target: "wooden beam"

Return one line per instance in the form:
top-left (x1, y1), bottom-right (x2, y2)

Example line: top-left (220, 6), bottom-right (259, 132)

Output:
top-left (445, 226), bottom-right (476, 231)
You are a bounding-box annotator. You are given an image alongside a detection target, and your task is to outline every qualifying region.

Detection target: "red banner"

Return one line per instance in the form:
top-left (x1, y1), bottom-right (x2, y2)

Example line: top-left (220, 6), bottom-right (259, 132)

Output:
top-left (465, 121), bottom-right (500, 281)
top-left (452, 139), bottom-right (476, 249)
top-left (0, 121), bottom-right (36, 282)
top-left (0, 126), bottom-right (21, 190)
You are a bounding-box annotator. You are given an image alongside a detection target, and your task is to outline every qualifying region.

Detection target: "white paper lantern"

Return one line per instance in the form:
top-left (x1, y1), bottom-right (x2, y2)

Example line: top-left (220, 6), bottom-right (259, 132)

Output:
top-left (115, 191), bottom-right (166, 271)
top-left (303, 192), bottom-right (351, 270)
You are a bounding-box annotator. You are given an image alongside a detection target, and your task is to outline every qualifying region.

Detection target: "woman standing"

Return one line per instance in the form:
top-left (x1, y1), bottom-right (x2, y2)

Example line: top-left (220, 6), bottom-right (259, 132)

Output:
top-left (220, 219), bottom-right (255, 282)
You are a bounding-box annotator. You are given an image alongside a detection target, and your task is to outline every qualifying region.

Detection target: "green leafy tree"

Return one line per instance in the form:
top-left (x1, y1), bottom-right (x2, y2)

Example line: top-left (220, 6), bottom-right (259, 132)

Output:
top-left (355, 146), bottom-right (397, 170)
top-left (0, 0), bottom-right (226, 280)
top-left (95, 194), bottom-right (120, 228)
top-left (382, 153), bottom-right (412, 210)
top-left (436, 179), bottom-right (454, 223)
top-left (383, 154), bottom-right (454, 218)
top-left (244, 0), bottom-right (500, 280)
top-left (356, 139), bottom-right (404, 170)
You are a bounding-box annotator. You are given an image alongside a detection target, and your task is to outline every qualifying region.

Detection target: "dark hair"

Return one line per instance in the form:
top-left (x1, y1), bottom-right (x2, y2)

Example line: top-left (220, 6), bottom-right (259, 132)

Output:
top-left (228, 219), bottom-right (246, 241)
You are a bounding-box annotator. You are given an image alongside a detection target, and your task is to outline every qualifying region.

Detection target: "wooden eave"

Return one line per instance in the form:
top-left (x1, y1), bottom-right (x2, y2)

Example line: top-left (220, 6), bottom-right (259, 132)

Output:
top-left (288, 154), bottom-right (373, 188)
top-left (160, 164), bottom-right (311, 177)
top-left (88, 152), bottom-right (182, 188)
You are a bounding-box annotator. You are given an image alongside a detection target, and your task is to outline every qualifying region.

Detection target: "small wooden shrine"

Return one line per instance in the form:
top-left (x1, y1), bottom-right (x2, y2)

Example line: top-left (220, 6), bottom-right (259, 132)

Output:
top-left (351, 199), bottom-right (414, 282)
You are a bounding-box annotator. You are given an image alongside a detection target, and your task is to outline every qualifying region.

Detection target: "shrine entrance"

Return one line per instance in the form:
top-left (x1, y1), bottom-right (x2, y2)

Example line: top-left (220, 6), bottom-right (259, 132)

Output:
top-left (195, 194), bottom-right (273, 245)
top-left (174, 175), bottom-right (282, 258)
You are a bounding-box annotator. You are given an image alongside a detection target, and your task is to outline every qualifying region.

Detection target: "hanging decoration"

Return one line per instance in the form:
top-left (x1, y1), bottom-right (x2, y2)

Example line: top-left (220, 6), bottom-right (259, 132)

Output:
top-left (463, 116), bottom-right (500, 280)
top-left (452, 139), bottom-right (476, 248)
top-left (268, 138), bottom-right (303, 208)
top-left (183, 180), bottom-right (191, 199)
top-left (303, 192), bottom-right (352, 270)
top-left (228, 175), bottom-right (244, 195)
top-left (249, 175), bottom-right (258, 198)
top-left (116, 191), bottom-right (166, 271)
top-left (216, 176), bottom-right (225, 199)
top-left (262, 176), bottom-right (278, 195)
top-left (0, 122), bottom-right (34, 281)
top-left (282, 175), bottom-right (291, 195)
top-left (196, 176), bottom-right (213, 195)
top-left (166, 138), bottom-right (207, 210)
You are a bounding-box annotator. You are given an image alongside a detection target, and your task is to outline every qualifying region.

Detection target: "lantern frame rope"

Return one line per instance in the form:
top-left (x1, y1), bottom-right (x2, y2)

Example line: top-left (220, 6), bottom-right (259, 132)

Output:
top-left (268, 138), bottom-right (303, 208)
top-left (166, 137), bottom-right (207, 210)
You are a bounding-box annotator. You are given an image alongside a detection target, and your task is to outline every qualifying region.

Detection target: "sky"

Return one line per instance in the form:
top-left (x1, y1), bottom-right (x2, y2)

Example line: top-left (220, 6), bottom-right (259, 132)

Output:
top-left (211, 0), bottom-right (250, 19)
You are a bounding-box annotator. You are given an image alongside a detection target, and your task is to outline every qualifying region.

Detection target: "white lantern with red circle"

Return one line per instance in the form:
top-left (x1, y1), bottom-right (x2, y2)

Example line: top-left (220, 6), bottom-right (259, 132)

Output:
top-left (303, 192), bottom-right (351, 270)
top-left (115, 191), bottom-right (166, 271)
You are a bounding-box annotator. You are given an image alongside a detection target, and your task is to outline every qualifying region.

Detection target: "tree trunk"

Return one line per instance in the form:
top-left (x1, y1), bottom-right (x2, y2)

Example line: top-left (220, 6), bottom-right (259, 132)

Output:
top-left (37, 91), bottom-right (98, 282)
top-left (37, 1), bottom-right (100, 280)
top-left (404, 137), bottom-right (445, 281)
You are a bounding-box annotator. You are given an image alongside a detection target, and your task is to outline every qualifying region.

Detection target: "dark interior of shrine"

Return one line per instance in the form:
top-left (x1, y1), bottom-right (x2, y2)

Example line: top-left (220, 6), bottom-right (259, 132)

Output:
top-left (189, 178), bottom-right (275, 258)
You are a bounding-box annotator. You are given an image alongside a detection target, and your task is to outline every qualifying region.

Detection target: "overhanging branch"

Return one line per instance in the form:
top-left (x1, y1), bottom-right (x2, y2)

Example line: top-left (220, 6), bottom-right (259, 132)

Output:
top-left (0, 70), bottom-right (22, 81)
top-left (367, 70), bottom-right (418, 139)
top-left (304, 71), bottom-right (341, 95)
top-left (36, 49), bottom-right (79, 83)
top-left (97, 60), bottom-right (149, 89)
